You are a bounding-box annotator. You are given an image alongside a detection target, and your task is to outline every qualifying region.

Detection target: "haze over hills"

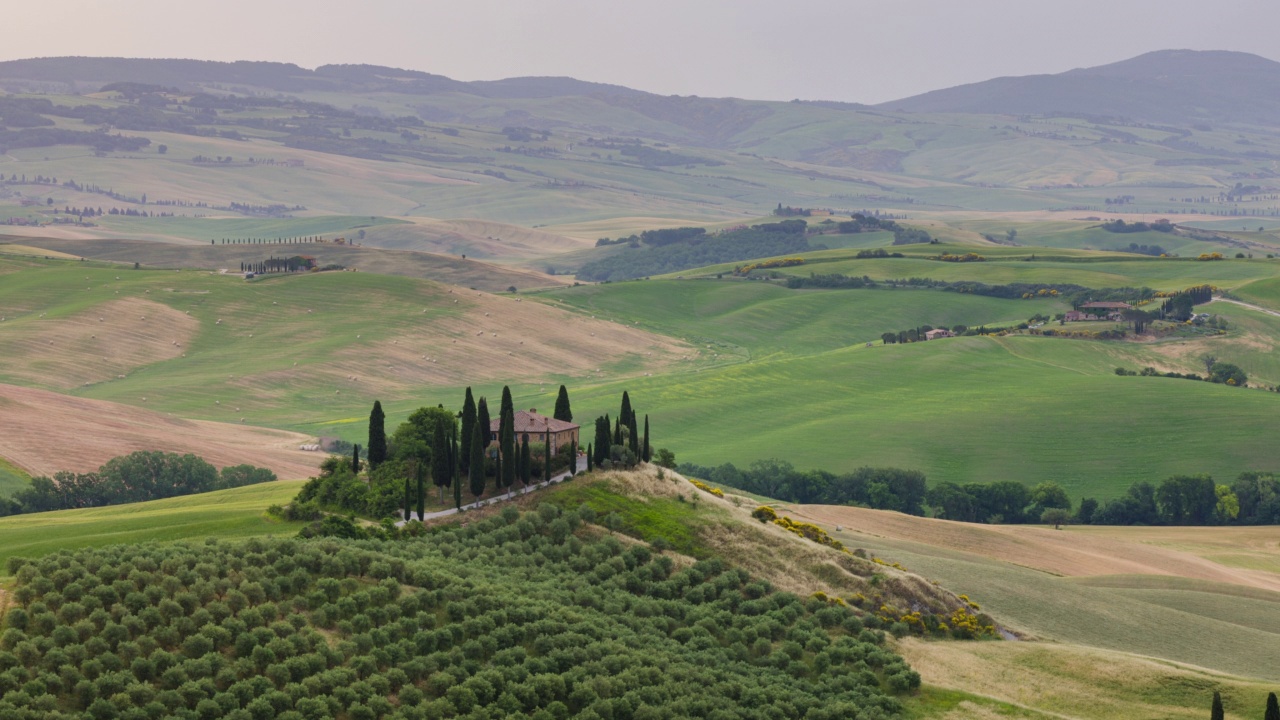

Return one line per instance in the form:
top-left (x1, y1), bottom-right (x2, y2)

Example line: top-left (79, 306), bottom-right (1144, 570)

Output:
top-left (878, 49), bottom-right (1280, 125)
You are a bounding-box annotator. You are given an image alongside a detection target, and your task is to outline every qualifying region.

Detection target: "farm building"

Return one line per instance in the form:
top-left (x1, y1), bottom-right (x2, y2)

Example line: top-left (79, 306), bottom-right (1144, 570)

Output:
top-left (924, 328), bottom-right (954, 340)
top-left (491, 409), bottom-right (580, 453)
top-left (1066, 301), bottom-right (1133, 321)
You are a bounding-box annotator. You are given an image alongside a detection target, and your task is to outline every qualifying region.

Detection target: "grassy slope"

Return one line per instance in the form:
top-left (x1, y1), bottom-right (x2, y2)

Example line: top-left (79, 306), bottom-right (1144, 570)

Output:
top-left (0, 481), bottom-right (306, 574)
top-left (0, 456), bottom-right (29, 497)
top-left (538, 279), bottom-right (1280, 498)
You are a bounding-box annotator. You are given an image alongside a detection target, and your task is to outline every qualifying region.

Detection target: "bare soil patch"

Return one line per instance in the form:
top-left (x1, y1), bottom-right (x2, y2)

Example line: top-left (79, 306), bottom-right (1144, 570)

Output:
top-left (0, 384), bottom-right (319, 479)
top-left (791, 504), bottom-right (1280, 592)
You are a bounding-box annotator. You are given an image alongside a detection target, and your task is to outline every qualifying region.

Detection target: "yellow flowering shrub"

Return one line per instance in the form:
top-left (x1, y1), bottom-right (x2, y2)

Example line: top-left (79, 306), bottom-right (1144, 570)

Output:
top-left (689, 479), bottom-right (724, 497)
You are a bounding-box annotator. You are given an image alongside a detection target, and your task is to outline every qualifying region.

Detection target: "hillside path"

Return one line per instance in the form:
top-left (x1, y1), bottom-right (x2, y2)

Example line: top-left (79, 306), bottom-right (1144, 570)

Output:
top-left (395, 453), bottom-right (584, 525)
top-left (1210, 297), bottom-right (1280, 318)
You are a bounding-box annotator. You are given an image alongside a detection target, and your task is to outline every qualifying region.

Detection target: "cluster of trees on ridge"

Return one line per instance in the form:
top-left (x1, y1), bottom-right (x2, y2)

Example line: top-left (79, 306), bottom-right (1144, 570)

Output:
top-left (0, 452), bottom-right (275, 517)
top-left (578, 220), bottom-right (815, 282)
top-left (0, 508), bottom-right (916, 719)
top-left (680, 459), bottom-right (1280, 527)
top-left (290, 386), bottom-right (665, 522)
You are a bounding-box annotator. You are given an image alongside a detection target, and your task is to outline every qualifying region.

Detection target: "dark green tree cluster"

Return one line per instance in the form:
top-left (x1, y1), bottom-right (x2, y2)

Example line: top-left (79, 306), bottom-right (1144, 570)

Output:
top-left (1, 452), bottom-right (276, 517)
top-left (1089, 472), bottom-right (1280, 526)
top-left (0, 505), bottom-right (916, 719)
top-left (589, 391), bottom-right (652, 470)
top-left (577, 221), bottom-right (816, 282)
top-left (681, 460), bottom-right (929, 516)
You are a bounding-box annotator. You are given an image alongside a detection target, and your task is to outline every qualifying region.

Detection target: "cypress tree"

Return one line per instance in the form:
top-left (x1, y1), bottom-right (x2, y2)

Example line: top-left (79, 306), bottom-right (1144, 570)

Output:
top-left (403, 476), bottom-right (411, 522)
top-left (544, 428), bottom-right (552, 483)
top-left (587, 443), bottom-right (594, 472)
top-left (1210, 691), bottom-right (1223, 720)
top-left (594, 416), bottom-right (610, 467)
top-left (613, 416), bottom-right (622, 446)
top-left (494, 452), bottom-right (504, 498)
top-left (643, 415), bottom-right (651, 462)
top-left (554, 385), bottom-right (573, 422)
top-left (432, 422), bottom-right (449, 503)
top-left (520, 434), bottom-right (531, 491)
top-left (452, 428), bottom-right (462, 511)
top-left (477, 397), bottom-right (492, 449)
top-left (499, 386), bottom-right (515, 493)
top-left (469, 419), bottom-right (486, 500)
top-left (460, 387), bottom-right (476, 474)
top-left (620, 390), bottom-right (632, 428)
top-left (1267, 692), bottom-right (1279, 720)
top-left (568, 440), bottom-right (576, 476)
top-left (352, 444), bottom-right (361, 474)
top-left (628, 414), bottom-right (639, 457)
top-left (416, 460), bottom-right (426, 521)
top-left (367, 401), bottom-right (387, 469)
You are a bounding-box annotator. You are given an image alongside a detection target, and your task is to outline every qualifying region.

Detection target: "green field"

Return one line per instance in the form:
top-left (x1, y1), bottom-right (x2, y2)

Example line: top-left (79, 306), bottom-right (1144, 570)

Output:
top-left (556, 333), bottom-right (1280, 500)
top-left (0, 456), bottom-right (29, 497)
top-left (0, 481), bottom-right (306, 575)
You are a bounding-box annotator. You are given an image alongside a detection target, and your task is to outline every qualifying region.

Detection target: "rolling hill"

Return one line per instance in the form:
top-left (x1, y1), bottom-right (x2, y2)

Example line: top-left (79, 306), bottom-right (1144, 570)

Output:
top-left (879, 49), bottom-right (1280, 126)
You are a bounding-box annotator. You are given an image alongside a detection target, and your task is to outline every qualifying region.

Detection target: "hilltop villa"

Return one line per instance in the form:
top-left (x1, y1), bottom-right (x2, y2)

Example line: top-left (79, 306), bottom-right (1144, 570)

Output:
top-left (490, 409), bottom-right (580, 453)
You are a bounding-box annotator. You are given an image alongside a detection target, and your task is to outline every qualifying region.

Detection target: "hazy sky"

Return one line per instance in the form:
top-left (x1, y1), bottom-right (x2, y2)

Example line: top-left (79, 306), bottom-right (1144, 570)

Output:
top-left (8, 0), bottom-right (1280, 103)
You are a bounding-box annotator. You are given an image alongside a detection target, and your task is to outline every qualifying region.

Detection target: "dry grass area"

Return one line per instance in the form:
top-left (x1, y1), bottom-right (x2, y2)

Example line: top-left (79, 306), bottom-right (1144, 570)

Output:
top-left (1, 298), bottom-right (198, 390)
top-left (1071, 524), bottom-right (1280, 576)
top-left (0, 384), bottom-right (320, 479)
top-left (418, 219), bottom-right (592, 255)
top-left (278, 290), bottom-right (692, 396)
top-left (790, 504), bottom-right (1280, 593)
top-left (584, 468), bottom-right (968, 614)
top-left (898, 638), bottom-right (1271, 720)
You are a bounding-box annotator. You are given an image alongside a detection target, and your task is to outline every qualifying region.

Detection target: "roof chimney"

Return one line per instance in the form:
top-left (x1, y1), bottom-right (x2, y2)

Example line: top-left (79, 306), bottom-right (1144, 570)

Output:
top-left (529, 408), bottom-right (537, 413)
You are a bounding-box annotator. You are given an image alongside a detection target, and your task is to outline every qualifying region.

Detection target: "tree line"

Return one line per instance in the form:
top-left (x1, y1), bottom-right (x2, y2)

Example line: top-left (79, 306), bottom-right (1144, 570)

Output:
top-left (680, 459), bottom-right (1280, 527)
top-left (0, 452), bottom-right (276, 516)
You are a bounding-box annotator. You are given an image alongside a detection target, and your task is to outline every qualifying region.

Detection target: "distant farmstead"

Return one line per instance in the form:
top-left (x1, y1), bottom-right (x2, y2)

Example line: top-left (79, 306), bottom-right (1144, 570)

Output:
top-left (1067, 301), bottom-right (1133, 322)
top-left (923, 328), bottom-right (954, 340)
top-left (491, 409), bottom-right (580, 453)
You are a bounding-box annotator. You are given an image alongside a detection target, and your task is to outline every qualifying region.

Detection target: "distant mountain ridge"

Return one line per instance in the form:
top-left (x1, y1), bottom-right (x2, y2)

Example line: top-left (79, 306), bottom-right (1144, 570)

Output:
top-left (0, 56), bottom-right (647, 99)
top-left (877, 50), bottom-right (1280, 125)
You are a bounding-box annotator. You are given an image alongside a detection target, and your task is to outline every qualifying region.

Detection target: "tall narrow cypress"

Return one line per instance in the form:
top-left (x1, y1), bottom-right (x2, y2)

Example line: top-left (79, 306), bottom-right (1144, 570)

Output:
top-left (587, 443), bottom-right (594, 472)
top-left (352, 444), bottom-right (361, 474)
top-left (403, 476), bottom-right (411, 522)
top-left (460, 387), bottom-right (476, 474)
top-left (367, 401), bottom-right (386, 469)
top-left (499, 386), bottom-right (515, 492)
top-left (1267, 692), bottom-right (1279, 720)
top-left (1210, 691), bottom-right (1223, 720)
top-left (452, 428), bottom-right (462, 511)
top-left (432, 422), bottom-right (449, 503)
top-left (594, 416), bottom-right (610, 467)
top-left (544, 427), bottom-right (552, 483)
top-left (613, 416), bottom-right (622, 446)
top-left (520, 434), bottom-right (531, 490)
top-left (416, 461), bottom-right (425, 521)
top-left (620, 391), bottom-right (632, 428)
top-left (642, 415), bottom-right (650, 462)
top-left (628, 414), bottom-right (639, 458)
top-left (554, 385), bottom-right (573, 422)
top-left (469, 419), bottom-right (486, 500)
top-left (477, 397), bottom-right (492, 450)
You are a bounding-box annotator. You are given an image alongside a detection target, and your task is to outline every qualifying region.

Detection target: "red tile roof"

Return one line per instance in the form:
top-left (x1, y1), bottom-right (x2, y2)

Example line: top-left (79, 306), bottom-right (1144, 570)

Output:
top-left (1081, 301), bottom-right (1133, 309)
top-left (490, 409), bottom-right (579, 435)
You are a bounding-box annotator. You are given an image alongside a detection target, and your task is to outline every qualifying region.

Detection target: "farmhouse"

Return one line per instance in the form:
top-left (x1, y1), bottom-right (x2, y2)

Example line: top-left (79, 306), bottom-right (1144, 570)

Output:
top-left (1066, 301), bottom-right (1133, 322)
top-left (491, 409), bottom-right (580, 453)
top-left (924, 328), bottom-right (954, 340)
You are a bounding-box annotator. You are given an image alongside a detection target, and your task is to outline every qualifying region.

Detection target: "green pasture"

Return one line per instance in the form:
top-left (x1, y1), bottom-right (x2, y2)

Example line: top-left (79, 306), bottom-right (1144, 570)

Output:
top-left (553, 335), bottom-right (1280, 500)
top-left (0, 481), bottom-right (306, 575)
top-left (539, 279), bottom-right (1065, 360)
top-left (0, 456), bottom-right (30, 497)
top-left (1234, 277), bottom-right (1280, 311)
